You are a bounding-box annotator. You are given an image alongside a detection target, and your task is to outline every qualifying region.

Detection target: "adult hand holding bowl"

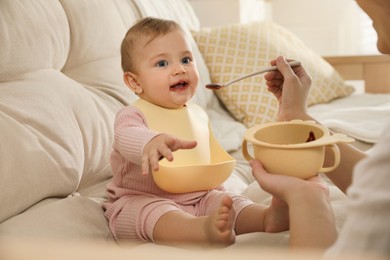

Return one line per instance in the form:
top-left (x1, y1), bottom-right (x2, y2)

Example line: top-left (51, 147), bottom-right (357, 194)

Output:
top-left (242, 120), bottom-right (354, 179)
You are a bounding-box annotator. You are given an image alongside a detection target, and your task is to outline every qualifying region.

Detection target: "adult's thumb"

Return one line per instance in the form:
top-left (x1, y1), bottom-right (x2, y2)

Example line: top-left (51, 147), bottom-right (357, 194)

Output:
top-left (276, 56), bottom-right (295, 78)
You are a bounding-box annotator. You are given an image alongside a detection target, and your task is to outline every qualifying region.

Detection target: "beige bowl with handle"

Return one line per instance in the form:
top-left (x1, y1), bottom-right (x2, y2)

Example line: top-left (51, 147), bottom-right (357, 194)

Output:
top-left (242, 120), bottom-right (354, 179)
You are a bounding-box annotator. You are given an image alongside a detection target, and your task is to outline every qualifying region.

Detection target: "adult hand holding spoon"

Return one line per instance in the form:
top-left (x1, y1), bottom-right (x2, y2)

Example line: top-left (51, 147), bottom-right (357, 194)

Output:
top-left (206, 60), bottom-right (301, 90)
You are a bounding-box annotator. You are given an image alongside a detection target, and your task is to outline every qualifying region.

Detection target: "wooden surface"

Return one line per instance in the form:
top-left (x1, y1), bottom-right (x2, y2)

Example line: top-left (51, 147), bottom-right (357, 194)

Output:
top-left (324, 55), bottom-right (390, 93)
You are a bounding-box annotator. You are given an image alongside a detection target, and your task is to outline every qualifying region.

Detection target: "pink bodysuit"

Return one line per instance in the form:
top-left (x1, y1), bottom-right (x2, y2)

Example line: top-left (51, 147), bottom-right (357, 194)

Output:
top-left (103, 105), bottom-right (253, 242)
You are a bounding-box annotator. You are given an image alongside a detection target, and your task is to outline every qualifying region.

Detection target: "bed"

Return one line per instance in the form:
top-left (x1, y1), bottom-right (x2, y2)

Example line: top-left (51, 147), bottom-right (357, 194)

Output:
top-left (313, 55), bottom-right (390, 151)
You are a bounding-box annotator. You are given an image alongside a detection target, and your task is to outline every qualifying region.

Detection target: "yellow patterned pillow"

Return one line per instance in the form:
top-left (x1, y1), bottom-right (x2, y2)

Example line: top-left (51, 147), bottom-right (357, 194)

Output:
top-left (192, 21), bottom-right (354, 127)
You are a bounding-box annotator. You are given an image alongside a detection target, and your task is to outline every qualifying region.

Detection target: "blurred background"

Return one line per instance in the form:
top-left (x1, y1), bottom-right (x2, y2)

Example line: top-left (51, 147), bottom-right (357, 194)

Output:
top-left (188, 0), bottom-right (378, 56)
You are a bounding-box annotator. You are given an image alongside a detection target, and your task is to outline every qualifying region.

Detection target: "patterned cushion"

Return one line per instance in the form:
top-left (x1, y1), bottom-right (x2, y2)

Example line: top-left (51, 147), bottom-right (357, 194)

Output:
top-left (192, 21), bottom-right (354, 127)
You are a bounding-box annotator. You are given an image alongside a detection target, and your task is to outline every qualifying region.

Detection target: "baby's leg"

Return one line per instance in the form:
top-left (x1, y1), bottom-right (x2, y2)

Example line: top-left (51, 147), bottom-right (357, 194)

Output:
top-left (153, 196), bottom-right (236, 247)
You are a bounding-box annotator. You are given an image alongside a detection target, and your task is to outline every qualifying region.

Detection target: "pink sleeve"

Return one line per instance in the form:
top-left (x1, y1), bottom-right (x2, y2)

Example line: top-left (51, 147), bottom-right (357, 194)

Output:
top-left (113, 106), bottom-right (159, 164)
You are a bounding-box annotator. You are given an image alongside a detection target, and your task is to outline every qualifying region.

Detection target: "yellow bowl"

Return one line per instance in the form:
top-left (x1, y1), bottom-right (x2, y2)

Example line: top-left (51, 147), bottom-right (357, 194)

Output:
top-left (242, 120), bottom-right (354, 179)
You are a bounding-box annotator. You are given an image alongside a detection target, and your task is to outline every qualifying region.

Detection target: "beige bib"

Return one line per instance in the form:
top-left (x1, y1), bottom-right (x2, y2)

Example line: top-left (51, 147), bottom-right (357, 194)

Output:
top-left (133, 99), bottom-right (210, 165)
top-left (132, 99), bottom-right (235, 193)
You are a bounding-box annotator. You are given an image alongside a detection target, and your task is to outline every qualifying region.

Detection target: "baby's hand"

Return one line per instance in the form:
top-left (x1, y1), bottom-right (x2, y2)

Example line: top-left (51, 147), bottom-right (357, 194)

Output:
top-left (141, 134), bottom-right (197, 175)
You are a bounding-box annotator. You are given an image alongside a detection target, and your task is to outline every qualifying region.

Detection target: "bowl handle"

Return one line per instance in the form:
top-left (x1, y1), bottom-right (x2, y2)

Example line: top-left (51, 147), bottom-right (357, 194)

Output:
top-left (242, 140), bottom-right (254, 161)
top-left (319, 144), bottom-right (341, 173)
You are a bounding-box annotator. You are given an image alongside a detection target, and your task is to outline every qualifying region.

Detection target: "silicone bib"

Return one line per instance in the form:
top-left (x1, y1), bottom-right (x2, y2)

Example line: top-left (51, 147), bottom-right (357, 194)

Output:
top-left (133, 99), bottom-right (210, 165)
top-left (133, 99), bottom-right (235, 193)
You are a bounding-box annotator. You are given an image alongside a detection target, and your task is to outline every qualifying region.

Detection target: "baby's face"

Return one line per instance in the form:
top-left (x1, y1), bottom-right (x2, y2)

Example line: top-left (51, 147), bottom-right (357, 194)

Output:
top-left (131, 29), bottom-right (199, 109)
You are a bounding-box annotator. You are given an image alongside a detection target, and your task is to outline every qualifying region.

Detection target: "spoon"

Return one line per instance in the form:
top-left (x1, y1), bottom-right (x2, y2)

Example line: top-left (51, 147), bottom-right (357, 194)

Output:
top-left (205, 60), bottom-right (301, 90)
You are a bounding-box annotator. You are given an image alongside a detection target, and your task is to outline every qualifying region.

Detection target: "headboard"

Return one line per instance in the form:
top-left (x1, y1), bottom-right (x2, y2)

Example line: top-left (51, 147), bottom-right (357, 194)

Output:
top-left (324, 55), bottom-right (390, 93)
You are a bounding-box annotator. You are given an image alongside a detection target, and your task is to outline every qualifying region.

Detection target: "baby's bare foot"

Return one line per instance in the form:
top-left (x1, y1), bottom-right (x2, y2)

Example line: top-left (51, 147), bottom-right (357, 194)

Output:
top-left (204, 196), bottom-right (236, 246)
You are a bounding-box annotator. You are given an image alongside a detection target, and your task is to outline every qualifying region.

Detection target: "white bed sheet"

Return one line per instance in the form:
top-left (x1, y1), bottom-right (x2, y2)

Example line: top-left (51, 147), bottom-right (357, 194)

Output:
top-left (308, 93), bottom-right (390, 144)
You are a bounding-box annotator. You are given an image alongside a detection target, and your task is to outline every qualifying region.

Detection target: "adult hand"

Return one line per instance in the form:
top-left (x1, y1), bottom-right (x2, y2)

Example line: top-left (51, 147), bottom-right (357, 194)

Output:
top-left (142, 134), bottom-right (197, 175)
top-left (250, 159), bottom-right (328, 204)
top-left (264, 56), bottom-right (312, 121)
top-left (250, 159), bottom-right (337, 248)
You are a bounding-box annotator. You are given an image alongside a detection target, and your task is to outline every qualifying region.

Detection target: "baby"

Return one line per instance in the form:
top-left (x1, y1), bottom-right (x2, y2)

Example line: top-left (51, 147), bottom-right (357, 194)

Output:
top-left (103, 17), bottom-right (289, 247)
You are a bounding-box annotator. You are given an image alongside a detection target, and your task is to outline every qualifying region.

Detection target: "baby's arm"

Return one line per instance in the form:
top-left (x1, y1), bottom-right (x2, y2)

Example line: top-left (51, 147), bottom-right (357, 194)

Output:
top-left (113, 106), bottom-right (197, 175)
top-left (113, 106), bottom-right (159, 165)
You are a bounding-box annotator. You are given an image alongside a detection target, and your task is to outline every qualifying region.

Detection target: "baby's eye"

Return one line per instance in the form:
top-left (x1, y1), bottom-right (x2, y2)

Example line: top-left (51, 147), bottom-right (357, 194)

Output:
top-left (181, 57), bottom-right (192, 64)
top-left (156, 60), bottom-right (168, 67)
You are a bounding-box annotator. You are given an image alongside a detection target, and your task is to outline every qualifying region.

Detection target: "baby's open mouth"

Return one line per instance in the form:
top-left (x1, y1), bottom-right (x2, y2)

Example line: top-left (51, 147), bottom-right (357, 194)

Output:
top-left (170, 81), bottom-right (188, 91)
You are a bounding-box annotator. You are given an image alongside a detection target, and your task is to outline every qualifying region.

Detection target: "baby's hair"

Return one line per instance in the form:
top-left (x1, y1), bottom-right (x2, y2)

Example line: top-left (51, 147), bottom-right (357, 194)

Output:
top-left (121, 17), bottom-right (182, 73)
